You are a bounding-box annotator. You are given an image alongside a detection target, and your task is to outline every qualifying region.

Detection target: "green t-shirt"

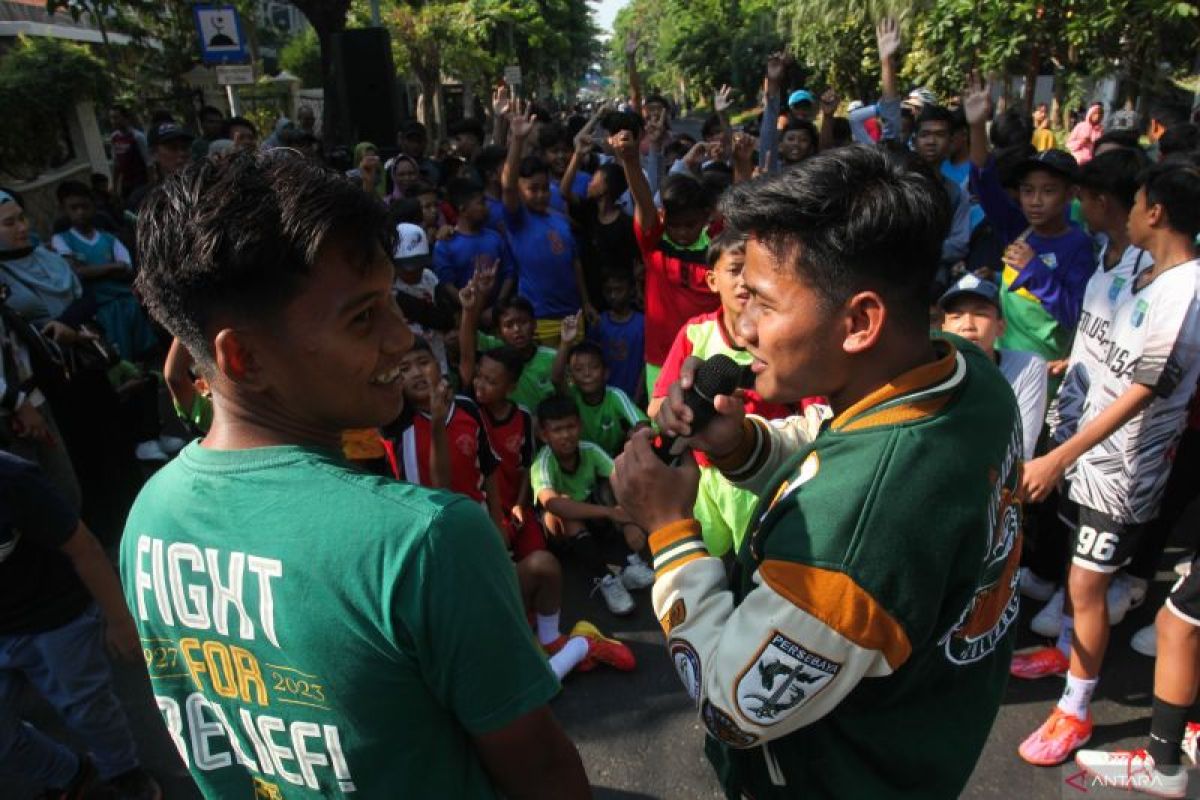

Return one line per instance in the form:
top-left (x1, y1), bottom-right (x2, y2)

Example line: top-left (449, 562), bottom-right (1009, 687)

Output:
top-left (478, 332), bottom-right (556, 412)
top-left (531, 441), bottom-right (612, 502)
top-left (120, 443), bottom-right (558, 798)
top-left (570, 386), bottom-right (647, 456)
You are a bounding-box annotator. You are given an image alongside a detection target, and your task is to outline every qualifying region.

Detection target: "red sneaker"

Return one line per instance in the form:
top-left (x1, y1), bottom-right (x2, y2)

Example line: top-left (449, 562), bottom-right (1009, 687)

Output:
top-left (1019, 708), bottom-right (1093, 766)
top-left (570, 620), bottom-right (636, 672)
top-left (540, 634), bottom-right (569, 657)
top-left (1010, 646), bottom-right (1069, 680)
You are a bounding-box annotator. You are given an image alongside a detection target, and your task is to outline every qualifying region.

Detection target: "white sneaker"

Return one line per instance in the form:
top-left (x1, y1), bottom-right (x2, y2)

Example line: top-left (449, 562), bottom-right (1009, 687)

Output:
top-left (1075, 748), bottom-right (1188, 798)
top-left (1032, 588), bottom-right (1065, 638)
top-left (1122, 573), bottom-right (1149, 610)
top-left (135, 440), bottom-right (170, 462)
top-left (1131, 623), bottom-right (1157, 657)
top-left (594, 574), bottom-right (635, 616)
top-left (1018, 567), bottom-right (1057, 602)
top-left (157, 435), bottom-right (187, 456)
top-left (621, 556), bottom-right (655, 590)
top-left (1108, 575), bottom-right (1138, 626)
top-left (1176, 556), bottom-right (1194, 578)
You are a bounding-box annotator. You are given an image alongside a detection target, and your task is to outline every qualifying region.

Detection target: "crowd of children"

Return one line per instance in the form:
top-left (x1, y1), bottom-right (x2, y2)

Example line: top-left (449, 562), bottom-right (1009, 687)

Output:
top-left (4, 13), bottom-right (1200, 797)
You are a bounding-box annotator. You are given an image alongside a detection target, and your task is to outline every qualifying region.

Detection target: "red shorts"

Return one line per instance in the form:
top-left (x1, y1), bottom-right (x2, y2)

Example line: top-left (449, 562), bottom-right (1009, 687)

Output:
top-left (506, 510), bottom-right (546, 561)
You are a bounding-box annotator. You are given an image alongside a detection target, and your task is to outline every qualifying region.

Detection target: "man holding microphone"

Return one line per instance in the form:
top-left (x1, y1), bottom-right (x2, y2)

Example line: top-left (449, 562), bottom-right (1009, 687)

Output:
top-left (612, 145), bottom-right (1023, 799)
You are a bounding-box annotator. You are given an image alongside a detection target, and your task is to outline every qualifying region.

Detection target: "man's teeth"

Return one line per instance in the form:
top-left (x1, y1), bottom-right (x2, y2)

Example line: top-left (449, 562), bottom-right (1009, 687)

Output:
top-left (371, 366), bottom-right (401, 385)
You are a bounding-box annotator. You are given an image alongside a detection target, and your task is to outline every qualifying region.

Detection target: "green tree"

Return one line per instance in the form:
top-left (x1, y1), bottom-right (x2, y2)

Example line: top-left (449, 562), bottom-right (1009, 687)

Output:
top-left (279, 26), bottom-right (323, 87)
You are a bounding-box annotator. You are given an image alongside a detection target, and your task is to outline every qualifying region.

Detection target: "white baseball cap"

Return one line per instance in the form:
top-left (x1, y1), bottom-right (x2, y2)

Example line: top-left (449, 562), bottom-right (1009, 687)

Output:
top-left (393, 222), bottom-right (431, 267)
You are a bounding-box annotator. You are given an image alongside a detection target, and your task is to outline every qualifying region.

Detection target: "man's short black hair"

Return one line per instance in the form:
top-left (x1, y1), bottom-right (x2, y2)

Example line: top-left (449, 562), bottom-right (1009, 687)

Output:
top-left (135, 150), bottom-right (392, 369)
top-left (701, 113), bottom-right (723, 140)
top-left (594, 163), bottom-right (627, 202)
top-left (447, 178), bottom-right (484, 211)
top-left (55, 180), bottom-right (92, 203)
top-left (474, 145), bottom-right (507, 181)
top-left (1160, 123), bottom-right (1200, 159)
top-left (1150, 102), bottom-right (1190, 131)
top-left (478, 346), bottom-right (525, 384)
top-left (496, 295), bottom-right (535, 320)
top-left (1139, 157), bottom-right (1200, 240)
top-left (990, 109), bottom-right (1032, 150)
top-left (568, 340), bottom-right (604, 364)
top-left (783, 118), bottom-right (818, 142)
top-left (603, 110), bottom-right (645, 138)
top-left (1078, 148), bottom-right (1150, 210)
top-left (538, 123), bottom-right (572, 151)
top-left (1094, 129), bottom-right (1141, 151)
top-left (222, 116), bottom-right (258, 138)
top-left (660, 173), bottom-right (714, 218)
top-left (707, 229), bottom-right (746, 267)
top-left (916, 104), bottom-right (953, 131)
top-left (949, 107), bottom-right (968, 134)
top-left (644, 94), bottom-right (670, 111)
top-left (449, 117), bottom-right (485, 141)
top-left (387, 196), bottom-right (423, 226)
top-left (406, 335), bottom-right (433, 355)
top-left (518, 156), bottom-right (549, 180)
top-left (537, 393), bottom-right (581, 425)
top-left (409, 179), bottom-right (436, 198)
top-left (602, 268), bottom-right (633, 287)
top-left (720, 144), bottom-right (950, 330)
top-left (399, 120), bottom-right (427, 140)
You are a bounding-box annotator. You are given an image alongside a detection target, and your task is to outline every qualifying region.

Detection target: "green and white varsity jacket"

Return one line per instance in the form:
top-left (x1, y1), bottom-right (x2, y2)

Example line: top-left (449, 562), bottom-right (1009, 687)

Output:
top-left (649, 337), bottom-right (1023, 799)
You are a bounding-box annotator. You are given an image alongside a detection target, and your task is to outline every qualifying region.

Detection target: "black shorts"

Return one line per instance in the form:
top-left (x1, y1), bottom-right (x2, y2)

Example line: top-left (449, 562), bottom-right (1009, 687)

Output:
top-left (1167, 561), bottom-right (1200, 627)
top-left (1063, 499), bottom-right (1145, 574)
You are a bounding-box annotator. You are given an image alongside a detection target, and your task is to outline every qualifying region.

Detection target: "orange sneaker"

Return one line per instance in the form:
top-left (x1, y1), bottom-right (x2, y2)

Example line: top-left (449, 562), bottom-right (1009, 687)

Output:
top-left (1010, 646), bottom-right (1069, 680)
top-left (1019, 708), bottom-right (1093, 766)
top-left (570, 620), bottom-right (636, 672)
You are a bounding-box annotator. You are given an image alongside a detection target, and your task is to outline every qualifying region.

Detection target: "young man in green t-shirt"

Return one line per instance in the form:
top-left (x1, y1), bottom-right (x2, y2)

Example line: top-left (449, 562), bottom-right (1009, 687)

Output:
top-left (550, 312), bottom-right (649, 457)
top-left (124, 151), bottom-right (588, 799)
top-left (531, 394), bottom-right (654, 616)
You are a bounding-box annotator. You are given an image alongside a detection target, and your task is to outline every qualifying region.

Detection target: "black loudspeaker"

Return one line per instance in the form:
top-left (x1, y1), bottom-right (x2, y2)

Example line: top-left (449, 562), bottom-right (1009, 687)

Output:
top-left (329, 27), bottom-right (401, 148)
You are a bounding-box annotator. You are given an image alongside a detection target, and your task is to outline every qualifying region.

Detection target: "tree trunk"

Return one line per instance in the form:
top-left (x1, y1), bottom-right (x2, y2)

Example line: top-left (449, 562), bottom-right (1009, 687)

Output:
top-left (1024, 42), bottom-right (1040, 115)
top-left (290, 0), bottom-right (350, 149)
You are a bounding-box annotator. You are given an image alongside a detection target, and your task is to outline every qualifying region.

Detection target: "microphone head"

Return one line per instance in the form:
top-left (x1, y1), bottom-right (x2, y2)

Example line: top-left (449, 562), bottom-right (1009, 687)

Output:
top-left (693, 353), bottom-right (747, 401)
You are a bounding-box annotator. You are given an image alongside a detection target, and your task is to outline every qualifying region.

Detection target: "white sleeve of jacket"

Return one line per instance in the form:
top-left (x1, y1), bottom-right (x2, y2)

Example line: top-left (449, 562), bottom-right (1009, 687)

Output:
top-left (708, 404), bottom-right (831, 496)
top-left (648, 519), bottom-right (911, 747)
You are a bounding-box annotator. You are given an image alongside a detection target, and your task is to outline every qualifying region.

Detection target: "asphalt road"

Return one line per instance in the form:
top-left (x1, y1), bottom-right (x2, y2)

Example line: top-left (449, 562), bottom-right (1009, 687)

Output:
top-left (6, 532), bottom-right (1195, 800)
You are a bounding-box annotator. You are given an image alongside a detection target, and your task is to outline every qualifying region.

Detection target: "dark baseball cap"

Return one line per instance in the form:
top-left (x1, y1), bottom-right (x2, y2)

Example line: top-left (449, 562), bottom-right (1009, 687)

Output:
top-left (1011, 149), bottom-right (1078, 184)
top-left (149, 123), bottom-right (194, 147)
top-left (938, 273), bottom-right (1002, 314)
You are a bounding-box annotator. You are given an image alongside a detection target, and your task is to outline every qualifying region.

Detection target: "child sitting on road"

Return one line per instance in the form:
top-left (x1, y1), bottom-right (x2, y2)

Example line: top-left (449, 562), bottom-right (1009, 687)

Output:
top-left (551, 313), bottom-right (648, 457)
top-left (532, 394), bottom-right (654, 616)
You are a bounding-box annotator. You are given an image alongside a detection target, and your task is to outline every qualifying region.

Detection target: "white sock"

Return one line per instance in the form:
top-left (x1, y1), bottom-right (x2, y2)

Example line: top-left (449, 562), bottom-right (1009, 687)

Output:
top-left (1057, 672), bottom-right (1098, 721)
top-left (548, 636), bottom-right (589, 680)
top-left (536, 612), bottom-right (561, 646)
top-left (1056, 616), bottom-right (1074, 659)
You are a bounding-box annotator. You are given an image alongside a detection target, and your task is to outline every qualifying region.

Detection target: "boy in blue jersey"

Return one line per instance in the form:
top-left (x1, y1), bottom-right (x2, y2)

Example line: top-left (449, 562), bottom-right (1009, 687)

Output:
top-left (433, 178), bottom-right (515, 308)
top-left (589, 270), bottom-right (645, 399)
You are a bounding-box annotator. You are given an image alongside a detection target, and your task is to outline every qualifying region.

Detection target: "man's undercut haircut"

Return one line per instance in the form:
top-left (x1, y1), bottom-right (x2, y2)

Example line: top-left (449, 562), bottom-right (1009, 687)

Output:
top-left (721, 144), bottom-right (950, 330)
top-left (568, 340), bottom-right (605, 364)
top-left (538, 124), bottom-right (572, 151)
top-left (55, 180), bottom-right (92, 204)
top-left (447, 178), bottom-right (485, 211)
top-left (135, 150), bottom-right (392, 370)
top-left (660, 173), bottom-right (714, 218)
top-left (1159, 123), bottom-right (1200, 159)
top-left (603, 111), bottom-right (645, 138)
top-left (916, 104), bottom-right (953, 131)
top-left (706, 229), bottom-right (746, 268)
top-left (474, 145), bottom-right (507, 180)
top-left (537, 393), bottom-right (581, 425)
top-left (497, 295), bottom-right (535, 320)
top-left (518, 156), bottom-right (549, 180)
top-left (1138, 157), bottom-right (1200, 240)
top-left (479, 346), bottom-right (526, 384)
top-left (1079, 148), bottom-right (1150, 210)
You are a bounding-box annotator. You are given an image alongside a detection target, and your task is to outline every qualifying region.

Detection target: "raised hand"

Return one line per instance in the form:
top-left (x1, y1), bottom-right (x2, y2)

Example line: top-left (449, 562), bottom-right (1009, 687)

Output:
top-left (458, 281), bottom-right (479, 312)
top-left (560, 310), bottom-right (582, 344)
top-left (962, 70), bottom-right (991, 126)
top-left (731, 131), bottom-right (756, 165)
top-left (492, 84), bottom-right (511, 119)
top-left (429, 379), bottom-right (452, 422)
top-left (472, 255), bottom-right (499, 298)
top-left (714, 84), bottom-right (734, 114)
top-left (820, 88), bottom-right (839, 116)
top-left (507, 98), bottom-right (537, 141)
top-left (683, 141), bottom-right (708, 171)
top-left (610, 129), bottom-right (640, 163)
top-left (574, 103), bottom-right (607, 154)
top-left (876, 16), bottom-right (901, 62)
top-left (765, 52), bottom-right (786, 87)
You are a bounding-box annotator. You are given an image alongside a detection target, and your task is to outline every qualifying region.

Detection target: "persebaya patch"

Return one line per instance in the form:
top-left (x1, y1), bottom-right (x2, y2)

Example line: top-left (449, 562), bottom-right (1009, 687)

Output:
top-left (735, 632), bottom-right (840, 725)
top-left (660, 598), bottom-right (687, 634)
top-left (702, 700), bottom-right (758, 748)
top-left (670, 639), bottom-right (701, 703)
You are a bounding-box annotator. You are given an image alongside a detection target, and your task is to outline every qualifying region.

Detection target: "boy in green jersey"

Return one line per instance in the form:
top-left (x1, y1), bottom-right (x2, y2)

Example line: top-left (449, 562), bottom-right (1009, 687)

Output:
top-left (532, 394), bottom-right (654, 616)
top-left (460, 292), bottom-right (557, 412)
top-left (123, 151), bottom-right (588, 799)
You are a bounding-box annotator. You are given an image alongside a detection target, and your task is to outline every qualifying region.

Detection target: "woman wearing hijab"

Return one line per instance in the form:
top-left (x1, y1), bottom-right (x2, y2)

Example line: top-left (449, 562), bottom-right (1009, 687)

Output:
top-left (346, 141), bottom-right (385, 196)
top-left (386, 154), bottom-right (421, 203)
top-left (1067, 102), bottom-right (1105, 164)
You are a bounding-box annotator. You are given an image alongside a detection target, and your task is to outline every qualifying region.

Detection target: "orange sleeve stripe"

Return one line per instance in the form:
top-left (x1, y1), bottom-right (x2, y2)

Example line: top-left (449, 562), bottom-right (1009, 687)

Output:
top-left (837, 394), bottom-right (953, 432)
top-left (655, 550), bottom-right (707, 578)
top-left (649, 519), bottom-right (703, 553)
top-left (759, 560), bottom-right (912, 670)
top-left (831, 343), bottom-right (957, 431)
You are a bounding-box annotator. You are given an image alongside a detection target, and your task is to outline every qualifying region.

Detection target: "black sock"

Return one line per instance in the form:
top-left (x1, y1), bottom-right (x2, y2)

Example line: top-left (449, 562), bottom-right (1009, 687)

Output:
top-left (1148, 695), bottom-right (1190, 772)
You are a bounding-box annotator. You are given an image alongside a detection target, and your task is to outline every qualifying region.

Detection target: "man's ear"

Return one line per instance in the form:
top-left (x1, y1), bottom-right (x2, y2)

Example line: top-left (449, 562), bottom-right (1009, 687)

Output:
top-left (1146, 201), bottom-right (1166, 230)
top-left (705, 269), bottom-right (719, 293)
top-left (842, 290), bottom-right (886, 355)
top-left (213, 328), bottom-right (268, 391)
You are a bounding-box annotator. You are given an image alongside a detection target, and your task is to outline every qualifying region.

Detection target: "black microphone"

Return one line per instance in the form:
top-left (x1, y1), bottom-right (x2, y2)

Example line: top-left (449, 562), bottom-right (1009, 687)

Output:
top-left (652, 353), bottom-right (751, 465)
